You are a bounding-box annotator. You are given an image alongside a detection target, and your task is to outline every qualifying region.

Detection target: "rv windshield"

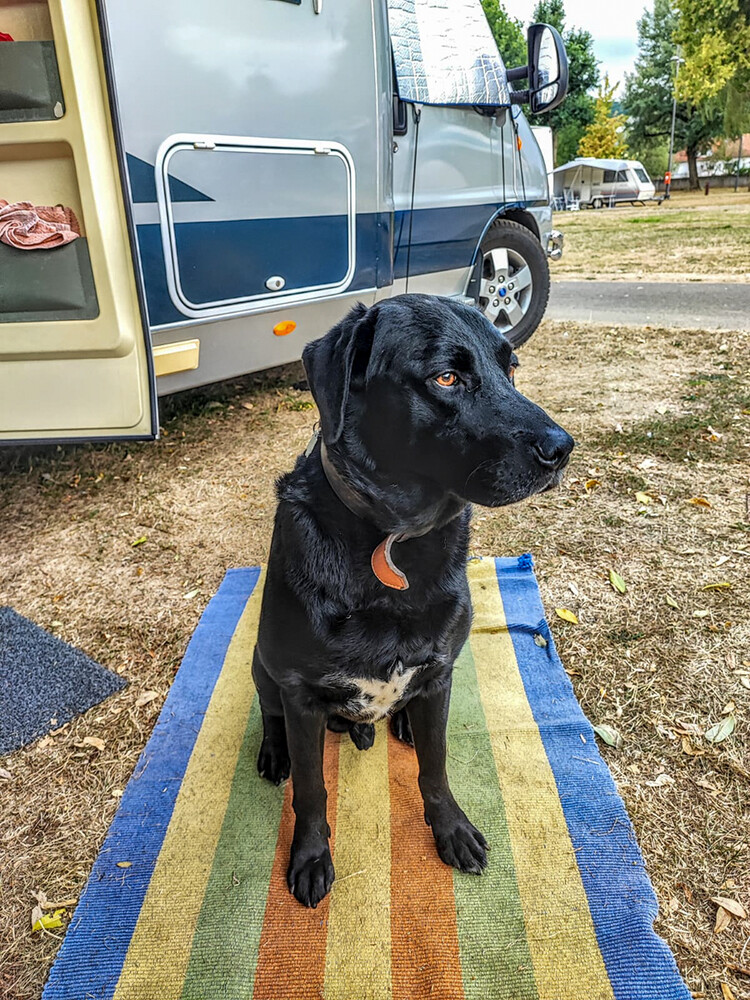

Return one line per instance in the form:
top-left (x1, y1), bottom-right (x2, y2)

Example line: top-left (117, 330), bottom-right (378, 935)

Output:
top-left (388, 0), bottom-right (509, 107)
top-left (634, 167), bottom-right (651, 183)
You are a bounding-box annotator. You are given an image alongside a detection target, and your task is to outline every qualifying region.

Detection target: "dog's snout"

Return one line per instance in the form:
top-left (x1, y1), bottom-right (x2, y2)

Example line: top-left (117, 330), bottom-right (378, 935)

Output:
top-left (531, 426), bottom-right (574, 470)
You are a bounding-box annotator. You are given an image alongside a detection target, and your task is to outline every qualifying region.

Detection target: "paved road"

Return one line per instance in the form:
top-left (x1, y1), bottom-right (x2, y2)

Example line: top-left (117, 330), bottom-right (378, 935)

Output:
top-left (547, 281), bottom-right (750, 330)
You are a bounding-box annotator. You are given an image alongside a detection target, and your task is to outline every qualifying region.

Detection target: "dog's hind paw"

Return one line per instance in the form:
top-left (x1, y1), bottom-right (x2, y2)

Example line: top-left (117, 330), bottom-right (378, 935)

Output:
top-left (349, 722), bottom-right (375, 750)
top-left (257, 738), bottom-right (290, 785)
top-left (389, 709), bottom-right (414, 746)
top-left (288, 846), bottom-right (335, 908)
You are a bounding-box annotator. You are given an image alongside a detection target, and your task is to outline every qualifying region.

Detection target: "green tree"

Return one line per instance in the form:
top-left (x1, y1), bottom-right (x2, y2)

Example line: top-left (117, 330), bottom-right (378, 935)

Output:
top-left (529, 0), bottom-right (599, 165)
top-left (577, 75), bottom-right (630, 158)
top-left (675, 0), bottom-right (750, 135)
top-left (623, 0), bottom-right (724, 189)
top-left (481, 0), bottom-right (526, 69)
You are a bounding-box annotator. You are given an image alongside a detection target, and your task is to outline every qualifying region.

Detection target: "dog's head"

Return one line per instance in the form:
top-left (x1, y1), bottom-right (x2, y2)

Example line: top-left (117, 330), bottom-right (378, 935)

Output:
top-left (302, 295), bottom-right (573, 508)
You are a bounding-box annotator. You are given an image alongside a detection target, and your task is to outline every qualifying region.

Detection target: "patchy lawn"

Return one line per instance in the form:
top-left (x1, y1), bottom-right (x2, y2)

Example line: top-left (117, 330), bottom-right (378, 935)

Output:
top-left (1, 319), bottom-right (749, 999)
top-left (552, 189), bottom-right (750, 283)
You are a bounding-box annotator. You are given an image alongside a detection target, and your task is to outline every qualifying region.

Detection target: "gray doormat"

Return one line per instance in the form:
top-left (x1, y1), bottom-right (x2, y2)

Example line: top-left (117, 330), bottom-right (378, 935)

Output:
top-left (0, 607), bottom-right (127, 755)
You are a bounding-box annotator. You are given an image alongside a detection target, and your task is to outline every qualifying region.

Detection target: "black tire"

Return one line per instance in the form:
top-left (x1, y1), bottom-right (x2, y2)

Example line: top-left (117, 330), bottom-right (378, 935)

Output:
top-left (592, 197), bottom-right (604, 209)
top-left (477, 220), bottom-right (550, 349)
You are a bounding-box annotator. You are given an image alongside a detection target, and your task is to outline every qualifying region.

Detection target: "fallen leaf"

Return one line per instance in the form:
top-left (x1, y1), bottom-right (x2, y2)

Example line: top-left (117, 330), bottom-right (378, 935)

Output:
top-left (635, 491), bottom-right (651, 504)
top-left (533, 633), bottom-right (548, 648)
top-left (568, 581), bottom-right (580, 597)
top-left (693, 609), bottom-right (710, 618)
top-left (687, 497), bottom-right (712, 508)
top-left (665, 594), bottom-right (680, 609)
top-left (722, 701), bottom-right (736, 715)
top-left (555, 608), bottom-right (579, 624)
top-left (668, 896), bottom-right (680, 912)
top-left (740, 676), bottom-right (750, 690)
top-left (584, 478), bottom-right (600, 491)
top-left (183, 589), bottom-right (199, 600)
top-left (0, 767), bottom-right (11, 780)
top-left (593, 724), bottom-right (624, 749)
top-left (681, 735), bottom-right (705, 757)
top-left (720, 983), bottom-right (736, 1000)
top-left (240, 401), bottom-right (254, 410)
top-left (705, 425), bottom-right (723, 441)
top-left (711, 897), bottom-right (747, 920)
top-left (116, 861), bottom-right (132, 869)
top-left (646, 773), bottom-right (674, 787)
top-left (639, 458), bottom-right (658, 469)
top-left (705, 716), bottom-right (736, 743)
top-left (702, 582), bottom-right (732, 591)
top-left (80, 736), bottom-right (105, 752)
top-left (696, 777), bottom-right (721, 793)
top-left (609, 569), bottom-right (627, 594)
top-left (32, 908), bottom-right (66, 932)
top-left (135, 690), bottom-right (158, 708)
top-left (131, 535), bottom-right (147, 547)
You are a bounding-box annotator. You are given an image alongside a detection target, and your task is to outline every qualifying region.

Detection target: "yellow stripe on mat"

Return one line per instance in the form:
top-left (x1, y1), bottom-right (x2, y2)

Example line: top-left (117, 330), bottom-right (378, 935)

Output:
top-left (324, 720), bottom-right (392, 1000)
top-left (468, 559), bottom-right (614, 1000)
top-left (113, 572), bottom-right (265, 1000)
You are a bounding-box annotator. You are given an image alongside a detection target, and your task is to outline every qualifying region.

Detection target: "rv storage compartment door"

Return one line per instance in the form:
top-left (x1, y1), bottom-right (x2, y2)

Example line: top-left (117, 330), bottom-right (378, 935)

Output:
top-left (156, 135), bottom-right (355, 321)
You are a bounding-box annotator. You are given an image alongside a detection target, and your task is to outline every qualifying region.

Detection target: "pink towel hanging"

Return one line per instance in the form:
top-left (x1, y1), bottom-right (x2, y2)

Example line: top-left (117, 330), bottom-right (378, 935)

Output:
top-left (0, 200), bottom-right (82, 250)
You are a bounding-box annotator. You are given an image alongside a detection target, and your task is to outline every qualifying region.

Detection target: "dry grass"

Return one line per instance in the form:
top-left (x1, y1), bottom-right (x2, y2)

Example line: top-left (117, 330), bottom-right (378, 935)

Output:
top-left (552, 189), bottom-right (750, 283)
top-left (1, 320), bottom-right (749, 999)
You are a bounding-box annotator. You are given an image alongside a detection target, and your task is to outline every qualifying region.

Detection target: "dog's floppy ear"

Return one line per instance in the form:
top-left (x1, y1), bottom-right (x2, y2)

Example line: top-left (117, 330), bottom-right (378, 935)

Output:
top-left (302, 302), bottom-right (378, 444)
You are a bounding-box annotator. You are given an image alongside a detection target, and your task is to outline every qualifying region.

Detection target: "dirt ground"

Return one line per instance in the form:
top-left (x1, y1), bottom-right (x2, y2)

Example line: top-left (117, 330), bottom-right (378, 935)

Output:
top-left (1, 318), bottom-right (749, 999)
top-left (552, 189), bottom-right (750, 283)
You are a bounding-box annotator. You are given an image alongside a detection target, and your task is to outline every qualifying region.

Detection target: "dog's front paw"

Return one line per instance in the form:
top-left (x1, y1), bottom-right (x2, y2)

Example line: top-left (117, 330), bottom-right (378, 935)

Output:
top-left (287, 844), bottom-right (335, 908)
top-left (257, 738), bottom-right (290, 785)
top-left (349, 722), bottom-right (375, 750)
top-left (430, 811), bottom-right (488, 875)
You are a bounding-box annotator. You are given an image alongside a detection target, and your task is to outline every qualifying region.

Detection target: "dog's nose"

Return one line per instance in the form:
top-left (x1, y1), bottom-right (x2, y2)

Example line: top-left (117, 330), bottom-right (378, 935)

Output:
top-left (531, 426), bottom-right (574, 470)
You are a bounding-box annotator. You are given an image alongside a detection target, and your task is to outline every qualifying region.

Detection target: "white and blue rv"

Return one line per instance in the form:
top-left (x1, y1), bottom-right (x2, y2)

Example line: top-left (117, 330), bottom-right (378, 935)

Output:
top-left (0, 0), bottom-right (567, 442)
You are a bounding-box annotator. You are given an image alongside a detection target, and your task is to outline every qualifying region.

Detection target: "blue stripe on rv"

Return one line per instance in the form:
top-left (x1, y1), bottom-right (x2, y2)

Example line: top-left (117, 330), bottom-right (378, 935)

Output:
top-left (135, 203), bottom-right (525, 327)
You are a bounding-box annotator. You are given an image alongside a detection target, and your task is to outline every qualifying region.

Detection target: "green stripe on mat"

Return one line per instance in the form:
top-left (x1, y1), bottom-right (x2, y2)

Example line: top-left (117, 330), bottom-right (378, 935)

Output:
top-left (180, 698), bottom-right (285, 999)
top-left (448, 643), bottom-right (539, 1000)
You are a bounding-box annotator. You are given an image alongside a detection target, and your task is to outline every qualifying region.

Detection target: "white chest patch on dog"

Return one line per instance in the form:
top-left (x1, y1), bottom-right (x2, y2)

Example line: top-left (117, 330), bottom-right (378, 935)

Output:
top-left (333, 660), bottom-right (422, 721)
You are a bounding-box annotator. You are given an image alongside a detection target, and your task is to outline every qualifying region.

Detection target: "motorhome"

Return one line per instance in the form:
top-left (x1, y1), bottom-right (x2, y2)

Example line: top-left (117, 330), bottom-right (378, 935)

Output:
top-left (0, 0), bottom-right (567, 443)
top-left (553, 158), bottom-right (656, 209)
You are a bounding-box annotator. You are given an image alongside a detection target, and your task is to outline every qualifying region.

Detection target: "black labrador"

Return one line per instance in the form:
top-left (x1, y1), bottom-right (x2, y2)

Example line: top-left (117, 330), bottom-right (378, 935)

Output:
top-left (252, 294), bottom-right (573, 907)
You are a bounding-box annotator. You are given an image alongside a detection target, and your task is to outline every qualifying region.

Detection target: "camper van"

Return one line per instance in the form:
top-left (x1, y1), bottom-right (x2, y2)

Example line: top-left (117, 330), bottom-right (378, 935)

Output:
top-left (0, 0), bottom-right (567, 443)
top-left (553, 158), bottom-right (656, 209)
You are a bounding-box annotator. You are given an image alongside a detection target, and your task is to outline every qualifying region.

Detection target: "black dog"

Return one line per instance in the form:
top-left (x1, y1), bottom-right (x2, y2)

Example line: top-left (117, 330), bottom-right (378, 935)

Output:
top-left (252, 294), bottom-right (573, 907)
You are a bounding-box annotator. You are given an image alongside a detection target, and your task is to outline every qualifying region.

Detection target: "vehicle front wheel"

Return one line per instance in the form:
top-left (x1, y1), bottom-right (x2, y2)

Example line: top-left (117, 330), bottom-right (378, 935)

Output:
top-left (477, 220), bottom-right (550, 348)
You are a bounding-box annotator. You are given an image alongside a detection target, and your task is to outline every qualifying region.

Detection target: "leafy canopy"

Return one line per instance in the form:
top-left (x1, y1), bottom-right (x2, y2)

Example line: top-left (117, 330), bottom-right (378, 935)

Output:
top-left (481, 0), bottom-right (526, 70)
top-left (675, 0), bottom-right (750, 134)
top-left (623, 0), bottom-right (724, 161)
top-left (529, 0), bottom-right (599, 164)
top-left (577, 75), bottom-right (630, 158)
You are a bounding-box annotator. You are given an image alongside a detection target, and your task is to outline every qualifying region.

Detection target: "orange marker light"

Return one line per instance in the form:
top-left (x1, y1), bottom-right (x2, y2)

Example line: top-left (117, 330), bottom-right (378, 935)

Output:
top-left (517, 135), bottom-right (523, 151)
top-left (273, 320), bottom-right (296, 337)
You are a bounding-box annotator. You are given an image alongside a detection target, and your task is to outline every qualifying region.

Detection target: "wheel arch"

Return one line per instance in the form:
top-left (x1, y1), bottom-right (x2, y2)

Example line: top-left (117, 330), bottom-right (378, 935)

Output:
top-left (468, 208), bottom-right (541, 272)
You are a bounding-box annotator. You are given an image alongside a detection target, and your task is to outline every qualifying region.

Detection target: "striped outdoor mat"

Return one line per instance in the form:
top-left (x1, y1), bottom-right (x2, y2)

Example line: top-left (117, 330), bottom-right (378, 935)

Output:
top-left (44, 557), bottom-right (690, 1000)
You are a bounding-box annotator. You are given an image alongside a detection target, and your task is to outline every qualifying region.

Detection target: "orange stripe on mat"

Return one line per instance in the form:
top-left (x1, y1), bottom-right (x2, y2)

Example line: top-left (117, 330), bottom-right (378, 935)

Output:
top-left (252, 734), bottom-right (341, 999)
top-left (388, 732), bottom-right (465, 1000)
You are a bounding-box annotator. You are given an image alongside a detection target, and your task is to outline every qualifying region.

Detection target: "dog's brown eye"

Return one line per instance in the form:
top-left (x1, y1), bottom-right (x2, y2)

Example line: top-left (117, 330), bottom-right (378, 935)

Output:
top-left (435, 372), bottom-right (458, 387)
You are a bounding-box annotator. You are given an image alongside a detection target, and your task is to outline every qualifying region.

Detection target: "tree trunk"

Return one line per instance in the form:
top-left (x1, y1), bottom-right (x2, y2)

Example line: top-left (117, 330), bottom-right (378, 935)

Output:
top-left (686, 147), bottom-right (700, 190)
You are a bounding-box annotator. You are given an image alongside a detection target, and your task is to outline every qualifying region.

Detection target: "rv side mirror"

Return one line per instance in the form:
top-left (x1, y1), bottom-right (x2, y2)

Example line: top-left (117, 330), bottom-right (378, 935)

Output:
top-left (507, 22), bottom-right (568, 114)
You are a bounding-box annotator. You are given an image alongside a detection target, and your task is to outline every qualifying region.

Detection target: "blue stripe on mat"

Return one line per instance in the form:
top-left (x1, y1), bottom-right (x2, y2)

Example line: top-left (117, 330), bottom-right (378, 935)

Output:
top-left (43, 567), bottom-right (260, 1000)
top-left (494, 555), bottom-right (690, 1000)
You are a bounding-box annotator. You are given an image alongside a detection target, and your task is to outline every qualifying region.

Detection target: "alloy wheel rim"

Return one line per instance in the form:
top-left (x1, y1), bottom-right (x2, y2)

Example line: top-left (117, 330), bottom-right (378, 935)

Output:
top-left (478, 247), bottom-right (533, 334)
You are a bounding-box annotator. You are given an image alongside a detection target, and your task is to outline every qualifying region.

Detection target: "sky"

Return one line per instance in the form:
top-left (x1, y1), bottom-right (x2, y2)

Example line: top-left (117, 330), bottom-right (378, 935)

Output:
top-left (505, 0), bottom-right (649, 94)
